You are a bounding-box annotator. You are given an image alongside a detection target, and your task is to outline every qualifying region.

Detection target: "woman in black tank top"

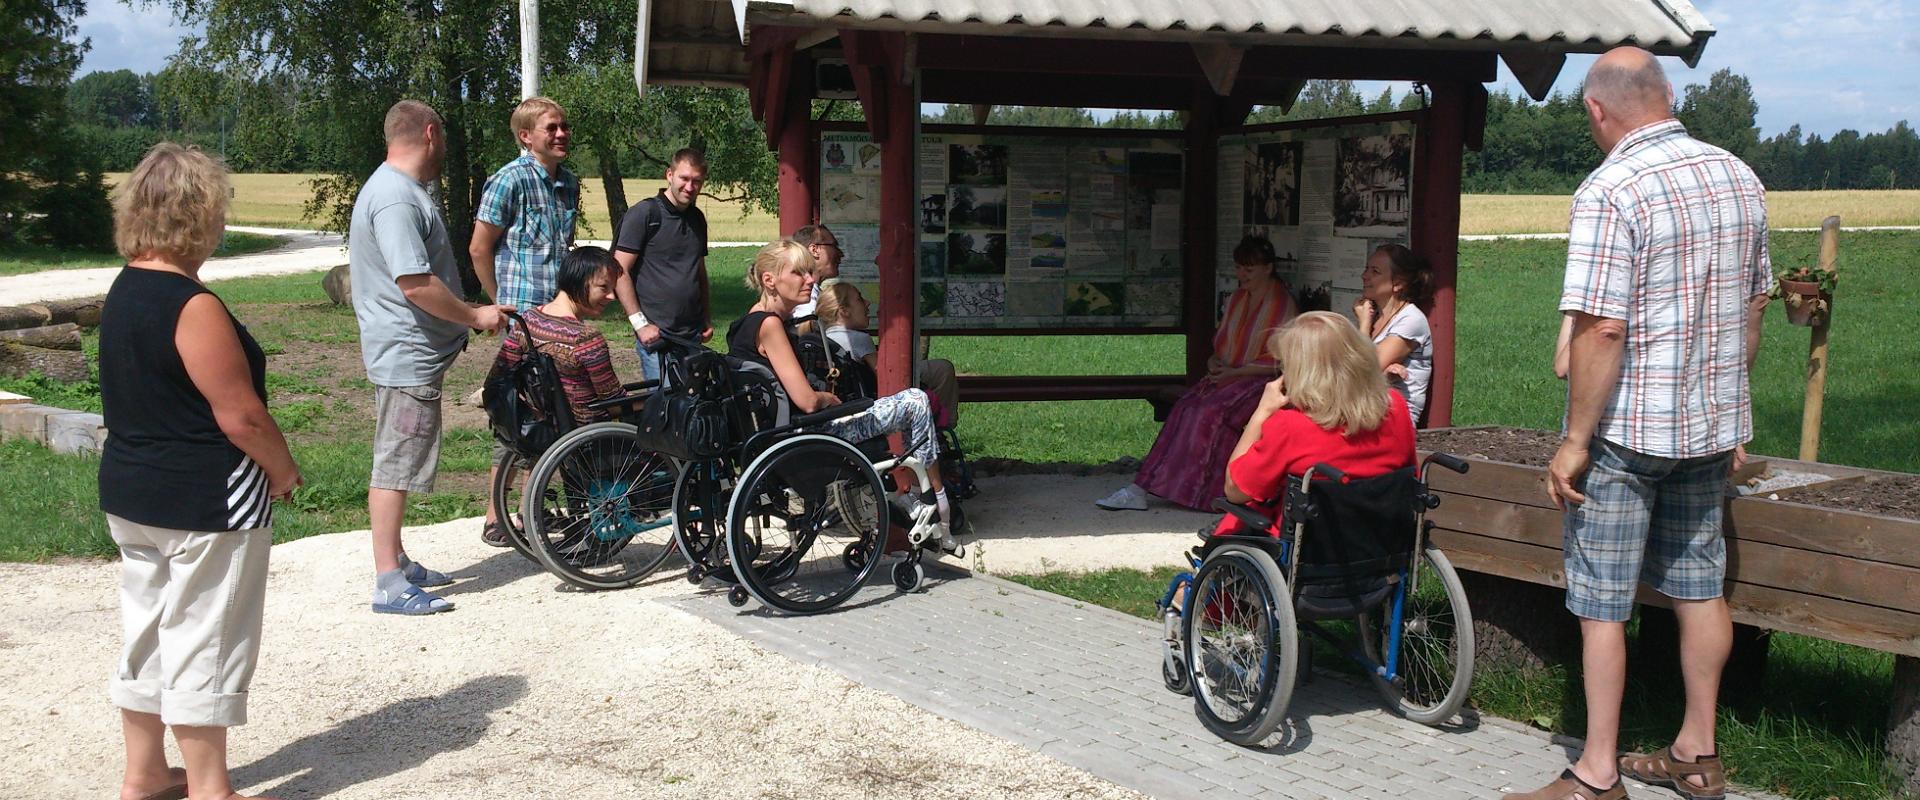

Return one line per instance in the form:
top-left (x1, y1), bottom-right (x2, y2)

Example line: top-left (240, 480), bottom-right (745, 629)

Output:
top-left (733, 240), bottom-right (963, 555)
top-left (97, 143), bottom-right (301, 800)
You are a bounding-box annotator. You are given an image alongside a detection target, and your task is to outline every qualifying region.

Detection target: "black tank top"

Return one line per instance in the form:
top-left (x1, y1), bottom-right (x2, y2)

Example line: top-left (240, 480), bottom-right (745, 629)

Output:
top-left (98, 267), bottom-right (272, 531)
top-left (725, 310), bottom-right (799, 372)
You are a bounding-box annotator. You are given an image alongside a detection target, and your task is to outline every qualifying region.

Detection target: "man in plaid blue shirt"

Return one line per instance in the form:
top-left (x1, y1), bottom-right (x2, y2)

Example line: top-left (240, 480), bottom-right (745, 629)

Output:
top-left (471, 96), bottom-right (580, 311)
top-left (1509, 48), bottom-right (1771, 800)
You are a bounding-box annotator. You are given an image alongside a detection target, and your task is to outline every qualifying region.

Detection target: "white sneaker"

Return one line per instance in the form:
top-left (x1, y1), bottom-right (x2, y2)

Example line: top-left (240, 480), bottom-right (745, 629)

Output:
top-left (1095, 484), bottom-right (1149, 511)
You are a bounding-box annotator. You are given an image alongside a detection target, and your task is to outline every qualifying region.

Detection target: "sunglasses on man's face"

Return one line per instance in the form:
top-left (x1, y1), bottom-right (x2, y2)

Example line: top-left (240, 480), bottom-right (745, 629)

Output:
top-left (543, 122), bottom-right (572, 134)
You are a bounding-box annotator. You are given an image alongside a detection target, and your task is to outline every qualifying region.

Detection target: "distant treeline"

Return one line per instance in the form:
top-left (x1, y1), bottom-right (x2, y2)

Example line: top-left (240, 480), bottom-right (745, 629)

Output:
top-left (67, 66), bottom-right (1920, 193)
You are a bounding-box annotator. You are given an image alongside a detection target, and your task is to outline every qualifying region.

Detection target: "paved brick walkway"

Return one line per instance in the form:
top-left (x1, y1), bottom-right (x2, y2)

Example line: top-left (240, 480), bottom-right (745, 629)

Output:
top-left (671, 564), bottom-right (1767, 800)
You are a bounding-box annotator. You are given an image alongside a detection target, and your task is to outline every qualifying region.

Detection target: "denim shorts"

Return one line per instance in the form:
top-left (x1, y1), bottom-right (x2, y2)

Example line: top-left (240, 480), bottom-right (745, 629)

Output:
top-left (1562, 438), bottom-right (1733, 622)
top-left (371, 379), bottom-right (444, 493)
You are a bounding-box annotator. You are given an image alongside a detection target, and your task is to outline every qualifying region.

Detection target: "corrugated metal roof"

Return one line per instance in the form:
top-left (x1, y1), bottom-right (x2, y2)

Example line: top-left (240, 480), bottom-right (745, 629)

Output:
top-left (740, 0), bottom-right (1713, 59)
top-left (640, 0), bottom-right (1714, 91)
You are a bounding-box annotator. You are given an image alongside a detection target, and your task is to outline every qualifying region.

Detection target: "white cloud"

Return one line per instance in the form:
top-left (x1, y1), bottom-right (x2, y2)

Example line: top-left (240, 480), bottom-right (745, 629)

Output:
top-left (73, 1), bottom-right (201, 76)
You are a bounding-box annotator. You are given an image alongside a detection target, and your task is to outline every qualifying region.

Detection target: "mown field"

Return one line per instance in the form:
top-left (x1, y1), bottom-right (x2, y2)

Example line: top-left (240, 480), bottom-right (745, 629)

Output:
top-left (103, 173), bottom-right (1920, 241)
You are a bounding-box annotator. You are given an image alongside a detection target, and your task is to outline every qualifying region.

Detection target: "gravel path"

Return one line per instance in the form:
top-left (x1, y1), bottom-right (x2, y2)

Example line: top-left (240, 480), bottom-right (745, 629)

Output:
top-left (0, 515), bottom-right (1144, 799)
top-left (0, 227), bottom-right (346, 306)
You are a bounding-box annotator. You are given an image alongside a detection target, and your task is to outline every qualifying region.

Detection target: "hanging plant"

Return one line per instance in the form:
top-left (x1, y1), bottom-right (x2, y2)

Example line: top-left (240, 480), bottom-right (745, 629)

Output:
top-left (1770, 264), bottom-right (1837, 327)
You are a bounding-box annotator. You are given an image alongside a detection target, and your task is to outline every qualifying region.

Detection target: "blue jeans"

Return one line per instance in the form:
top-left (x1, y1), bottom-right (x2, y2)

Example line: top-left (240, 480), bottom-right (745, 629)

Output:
top-left (634, 340), bottom-right (663, 384)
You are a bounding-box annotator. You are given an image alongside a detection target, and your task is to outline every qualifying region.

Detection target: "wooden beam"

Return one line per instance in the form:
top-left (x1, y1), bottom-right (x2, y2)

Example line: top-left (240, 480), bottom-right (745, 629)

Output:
top-left (776, 49), bottom-right (817, 235)
top-left (921, 71), bottom-right (1195, 109)
top-left (970, 104), bottom-right (993, 125)
top-left (1410, 79), bottom-right (1469, 427)
top-left (1184, 80), bottom-right (1220, 382)
top-left (1499, 50), bottom-right (1567, 102)
top-left (1192, 43), bottom-right (1246, 96)
top-left (914, 34), bottom-right (1498, 82)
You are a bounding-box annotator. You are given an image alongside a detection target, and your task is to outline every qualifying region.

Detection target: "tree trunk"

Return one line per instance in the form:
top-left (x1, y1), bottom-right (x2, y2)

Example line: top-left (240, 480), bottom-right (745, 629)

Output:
top-left (442, 75), bottom-right (480, 298)
top-left (600, 150), bottom-right (628, 242)
top-left (0, 306), bottom-right (52, 331)
top-left (0, 323), bottom-right (82, 350)
top-left (0, 342), bottom-right (88, 382)
top-left (36, 297), bottom-right (104, 327)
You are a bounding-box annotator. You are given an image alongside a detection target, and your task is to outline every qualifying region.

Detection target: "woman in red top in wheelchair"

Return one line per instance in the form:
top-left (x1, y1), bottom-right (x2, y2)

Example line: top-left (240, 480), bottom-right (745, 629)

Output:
top-left (1212, 310), bottom-right (1417, 538)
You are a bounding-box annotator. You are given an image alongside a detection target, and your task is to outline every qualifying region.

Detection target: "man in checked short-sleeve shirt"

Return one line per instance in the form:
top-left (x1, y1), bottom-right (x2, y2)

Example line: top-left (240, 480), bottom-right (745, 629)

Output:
top-left (1506, 47), bottom-right (1772, 800)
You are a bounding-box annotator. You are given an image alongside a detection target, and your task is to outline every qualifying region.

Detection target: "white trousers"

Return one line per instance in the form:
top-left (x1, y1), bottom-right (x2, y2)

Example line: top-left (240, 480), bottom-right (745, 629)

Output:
top-left (107, 514), bottom-right (272, 727)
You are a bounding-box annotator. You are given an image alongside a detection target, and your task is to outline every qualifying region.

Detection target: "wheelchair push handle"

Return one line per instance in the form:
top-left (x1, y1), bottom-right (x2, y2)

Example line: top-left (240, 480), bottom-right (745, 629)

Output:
top-left (1424, 452), bottom-right (1471, 475)
top-left (1307, 462), bottom-right (1350, 483)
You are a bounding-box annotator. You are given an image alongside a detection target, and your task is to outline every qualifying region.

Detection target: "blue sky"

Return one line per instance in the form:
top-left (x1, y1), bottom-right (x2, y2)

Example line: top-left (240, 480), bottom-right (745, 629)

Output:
top-left (76, 0), bottom-right (1917, 138)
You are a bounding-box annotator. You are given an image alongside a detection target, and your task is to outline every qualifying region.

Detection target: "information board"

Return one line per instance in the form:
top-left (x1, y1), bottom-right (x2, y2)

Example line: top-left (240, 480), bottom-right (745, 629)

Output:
top-left (817, 128), bottom-right (1186, 330)
top-left (1214, 118), bottom-right (1416, 324)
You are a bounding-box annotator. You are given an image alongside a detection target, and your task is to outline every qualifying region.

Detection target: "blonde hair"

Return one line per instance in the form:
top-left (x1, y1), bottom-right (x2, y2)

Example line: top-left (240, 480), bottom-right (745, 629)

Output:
top-left (1268, 311), bottom-right (1389, 434)
top-left (383, 99), bottom-right (440, 145)
top-left (813, 282), bottom-right (864, 325)
top-left (745, 239), bottom-right (813, 294)
top-left (114, 142), bottom-right (229, 265)
top-left (510, 96), bottom-right (565, 134)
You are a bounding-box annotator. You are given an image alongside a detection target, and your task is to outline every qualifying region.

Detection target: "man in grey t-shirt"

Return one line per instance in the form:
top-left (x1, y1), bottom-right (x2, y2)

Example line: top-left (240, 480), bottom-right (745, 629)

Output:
top-left (349, 99), bottom-right (506, 616)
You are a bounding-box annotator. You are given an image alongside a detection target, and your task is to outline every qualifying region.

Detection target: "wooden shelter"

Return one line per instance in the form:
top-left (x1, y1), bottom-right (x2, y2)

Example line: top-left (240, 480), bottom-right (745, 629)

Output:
top-left (631, 0), bottom-right (1715, 426)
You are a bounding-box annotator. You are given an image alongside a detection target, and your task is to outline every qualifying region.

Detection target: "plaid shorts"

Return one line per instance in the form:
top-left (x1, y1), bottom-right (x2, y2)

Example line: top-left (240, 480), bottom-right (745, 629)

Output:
top-left (1562, 438), bottom-right (1733, 622)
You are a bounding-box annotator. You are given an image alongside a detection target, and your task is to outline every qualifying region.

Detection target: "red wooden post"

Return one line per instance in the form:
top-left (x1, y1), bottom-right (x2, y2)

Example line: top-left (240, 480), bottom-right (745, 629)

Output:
top-left (1410, 79), bottom-right (1470, 427)
top-left (1183, 82), bottom-right (1220, 382)
top-left (776, 50), bottom-right (817, 235)
top-left (844, 30), bottom-right (917, 396)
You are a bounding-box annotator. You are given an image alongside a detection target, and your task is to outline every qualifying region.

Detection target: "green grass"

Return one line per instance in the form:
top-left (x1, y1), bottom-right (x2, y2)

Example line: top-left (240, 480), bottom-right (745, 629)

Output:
top-left (1453, 230), bottom-right (1920, 473)
top-left (1004, 567), bottom-right (1903, 800)
top-left (0, 231), bottom-right (284, 277)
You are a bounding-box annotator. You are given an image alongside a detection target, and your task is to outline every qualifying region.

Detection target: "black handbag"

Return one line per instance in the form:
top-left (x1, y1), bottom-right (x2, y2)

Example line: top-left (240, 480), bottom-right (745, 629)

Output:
top-left (632, 347), bottom-right (730, 460)
top-left (483, 313), bottom-right (573, 459)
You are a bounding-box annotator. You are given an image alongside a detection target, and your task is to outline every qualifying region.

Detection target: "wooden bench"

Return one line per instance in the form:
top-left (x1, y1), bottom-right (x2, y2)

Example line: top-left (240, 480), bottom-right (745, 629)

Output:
top-left (1418, 426), bottom-right (1920, 793)
top-left (956, 374), bottom-right (1189, 420)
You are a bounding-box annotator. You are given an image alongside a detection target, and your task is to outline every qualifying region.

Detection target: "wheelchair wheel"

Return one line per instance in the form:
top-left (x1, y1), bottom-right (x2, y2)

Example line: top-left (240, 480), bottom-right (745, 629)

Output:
top-left (727, 434), bottom-right (887, 615)
top-left (489, 453), bottom-right (539, 564)
top-left (1359, 546), bottom-right (1475, 725)
top-left (522, 422), bottom-right (681, 591)
top-left (1183, 544), bottom-right (1297, 746)
top-left (672, 458), bottom-right (738, 584)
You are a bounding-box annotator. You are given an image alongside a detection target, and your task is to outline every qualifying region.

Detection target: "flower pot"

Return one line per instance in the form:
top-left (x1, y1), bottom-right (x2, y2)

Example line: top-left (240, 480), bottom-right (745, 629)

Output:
top-left (1779, 279), bottom-right (1830, 327)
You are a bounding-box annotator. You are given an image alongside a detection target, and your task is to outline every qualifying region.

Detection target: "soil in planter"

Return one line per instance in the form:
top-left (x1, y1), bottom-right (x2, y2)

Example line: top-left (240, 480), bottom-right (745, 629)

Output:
top-left (1781, 475), bottom-right (1920, 521)
top-left (1420, 427), bottom-right (1920, 521)
top-left (1418, 427), bottom-right (1562, 467)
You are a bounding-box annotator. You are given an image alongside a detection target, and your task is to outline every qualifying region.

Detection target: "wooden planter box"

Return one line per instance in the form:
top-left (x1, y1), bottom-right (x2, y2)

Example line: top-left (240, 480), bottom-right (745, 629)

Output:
top-left (1418, 426), bottom-right (1920, 794)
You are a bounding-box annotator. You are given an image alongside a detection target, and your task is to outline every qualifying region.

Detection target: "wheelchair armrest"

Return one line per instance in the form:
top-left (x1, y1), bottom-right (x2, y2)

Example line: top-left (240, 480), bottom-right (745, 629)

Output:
top-left (1424, 452), bottom-right (1471, 475)
top-left (791, 397), bottom-right (875, 428)
top-left (586, 389), bottom-right (652, 412)
top-left (1210, 497), bottom-right (1274, 532)
top-left (621, 379), bottom-right (659, 393)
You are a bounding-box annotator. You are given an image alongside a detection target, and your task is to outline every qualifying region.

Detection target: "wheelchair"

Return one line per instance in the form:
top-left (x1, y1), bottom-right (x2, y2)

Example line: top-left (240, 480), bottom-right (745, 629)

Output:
top-left (634, 333), bottom-right (953, 615)
top-left (507, 376), bottom-right (684, 591)
top-left (1155, 453), bottom-right (1475, 745)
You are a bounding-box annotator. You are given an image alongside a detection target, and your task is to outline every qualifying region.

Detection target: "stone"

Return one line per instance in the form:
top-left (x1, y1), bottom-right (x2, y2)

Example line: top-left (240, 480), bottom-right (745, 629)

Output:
top-left (321, 263), bottom-right (352, 306)
top-left (1458, 571), bottom-right (1581, 675)
top-left (1890, 655), bottom-right (1920, 798)
top-left (44, 410), bottom-right (106, 455)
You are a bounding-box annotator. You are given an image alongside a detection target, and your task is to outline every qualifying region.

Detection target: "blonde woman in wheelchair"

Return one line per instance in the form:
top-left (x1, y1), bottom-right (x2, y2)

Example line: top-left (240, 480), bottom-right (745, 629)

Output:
top-left (727, 240), bottom-right (963, 558)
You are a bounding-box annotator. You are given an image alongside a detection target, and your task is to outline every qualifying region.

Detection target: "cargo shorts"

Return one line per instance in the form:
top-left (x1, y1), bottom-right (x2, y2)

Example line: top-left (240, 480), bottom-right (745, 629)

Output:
top-left (1562, 438), bottom-right (1734, 622)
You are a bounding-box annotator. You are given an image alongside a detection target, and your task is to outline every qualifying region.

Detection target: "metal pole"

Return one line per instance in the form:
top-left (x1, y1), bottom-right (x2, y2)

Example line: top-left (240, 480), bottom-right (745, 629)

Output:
top-left (1798, 215), bottom-right (1840, 461)
top-left (519, 0), bottom-right (540, 98)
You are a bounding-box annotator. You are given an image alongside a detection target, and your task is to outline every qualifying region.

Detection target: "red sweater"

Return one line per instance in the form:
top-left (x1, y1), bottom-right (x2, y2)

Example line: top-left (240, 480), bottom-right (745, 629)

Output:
top-left (1215, 391), bottom-right (1416, 536)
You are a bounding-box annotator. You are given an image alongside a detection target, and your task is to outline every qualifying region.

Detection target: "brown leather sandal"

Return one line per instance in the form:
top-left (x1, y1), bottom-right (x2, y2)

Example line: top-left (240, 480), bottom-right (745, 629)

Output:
top-left (1619, 748), bottom-right (1726, 800)
top-left (1502, 769), bottom-right (1628, 800)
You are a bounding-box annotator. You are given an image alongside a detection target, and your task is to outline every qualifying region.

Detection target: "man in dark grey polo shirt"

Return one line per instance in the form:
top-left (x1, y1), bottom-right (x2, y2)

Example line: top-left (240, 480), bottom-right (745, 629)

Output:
top-left (613, 148), bottom-right (710, 381)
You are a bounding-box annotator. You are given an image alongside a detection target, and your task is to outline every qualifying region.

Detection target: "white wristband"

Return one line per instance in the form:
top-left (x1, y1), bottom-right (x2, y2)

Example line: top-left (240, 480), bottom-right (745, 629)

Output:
top-left (628, 311), bottom-right (649, 332)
